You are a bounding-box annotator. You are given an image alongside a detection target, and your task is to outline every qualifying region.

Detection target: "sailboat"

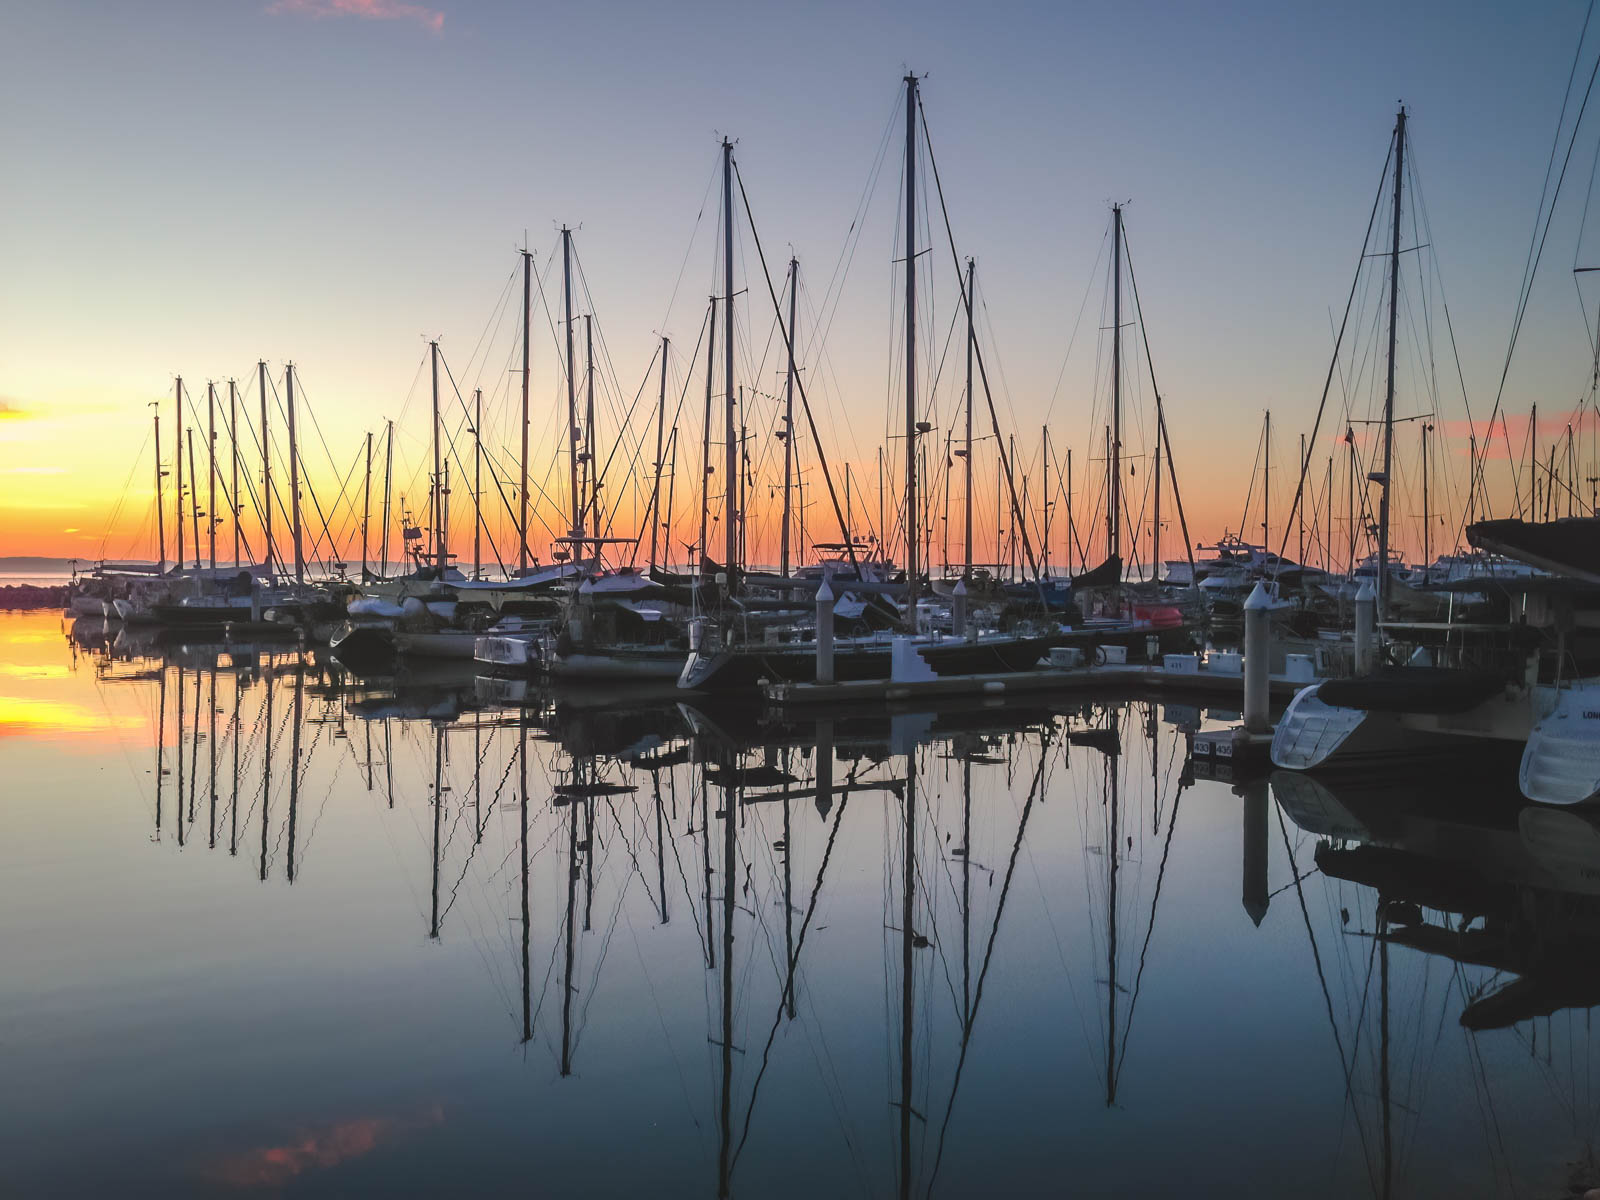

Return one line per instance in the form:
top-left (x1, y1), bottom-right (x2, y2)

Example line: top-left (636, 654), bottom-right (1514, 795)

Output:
top-left (681, 77), bottom-right (1068, 693)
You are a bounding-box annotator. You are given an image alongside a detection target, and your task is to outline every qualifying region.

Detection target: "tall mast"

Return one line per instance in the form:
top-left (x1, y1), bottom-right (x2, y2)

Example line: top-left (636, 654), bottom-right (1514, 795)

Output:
top-left (473, 388), bottom-right (482, 580)
top-left (584, 314), bottom-right (596, 532)
top-left (153, 406), bottom-right (166, 573)
top-left (1530, 402), bottom-right (1539, 520)
top-left (283, 366), bottom-right (304, 582)
top-left (1376, 106), bottom-right (1406, 614)
top-left (563, 226), bottom-right (580, 541)
top-left (1325, 455), bottom-right (1334, 573)
top-left (519, 247), bottom-right (532, 572)
top-left (781, 257), bottom-right (798, 578)
top-left (1262, 410), bottom-right (1270, 554)
top-left (722, 136), bottom-right (738, 587)
top-left (699, 294), bottom-right (716, 573)
top-left (738, 396), bottom-right (749, 568)
top-left (1044, 426), bottom-right (1053, 578)
top-left (1346, 427), bottom-right (1355, 577)
top-left (228, 380), bottom-right (239, 568)
top-left (175, 378), bottom-right (185, 572)
top-left (902, 73), bottom-right (920, 627)
top-left (1152, 400), bottom-right (1161, 582)
top-left (877, 451), bottom-right (884, 563)
top-left (187, 433), bottom-right (201, 569)
top-left (206, 382), bottom-right (217, 571)
top-left (286, 364), bottom-right (304, 584)
top-left (1066, 448), bottom-right (1074, 576)
top-left (381, 420), bottom-right (394, 578)
top-left (362, 431), bottom-right (372, 581)
top-left (963, 257), bottom-right (975, 582)
top-left (430, 340), bottom-right (444, 576)
top-left (1110, 204), bottom-right (1123, 567)
top-left (1103, 425), bottom-right (1112, 563)
top-left (651, 335), bottom-right (669, 572)
top-left (258, 361), bottom-right (273, 577)
top-left (1421, 420), bottom-right (1432, 573)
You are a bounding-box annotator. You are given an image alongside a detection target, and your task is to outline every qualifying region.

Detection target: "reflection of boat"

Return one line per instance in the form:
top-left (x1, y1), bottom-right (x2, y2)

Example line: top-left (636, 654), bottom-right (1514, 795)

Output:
top-left (1276, 766), bottom-right (1600, 1030)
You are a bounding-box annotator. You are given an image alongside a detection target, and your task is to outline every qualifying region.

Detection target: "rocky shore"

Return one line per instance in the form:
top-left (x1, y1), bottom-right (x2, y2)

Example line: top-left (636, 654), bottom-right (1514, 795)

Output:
top-left (0, 584), bottom-right (70, 611)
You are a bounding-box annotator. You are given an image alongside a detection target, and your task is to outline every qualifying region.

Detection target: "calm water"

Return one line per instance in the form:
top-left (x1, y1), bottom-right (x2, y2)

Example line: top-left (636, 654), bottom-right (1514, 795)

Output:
top-left (3, 609), bottom-right (1597, 1198)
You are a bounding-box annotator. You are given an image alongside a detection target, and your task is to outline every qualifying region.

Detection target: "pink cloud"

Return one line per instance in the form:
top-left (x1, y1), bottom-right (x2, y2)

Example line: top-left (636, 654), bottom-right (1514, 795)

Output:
top-left (267, 0), bottom-right (444, 33)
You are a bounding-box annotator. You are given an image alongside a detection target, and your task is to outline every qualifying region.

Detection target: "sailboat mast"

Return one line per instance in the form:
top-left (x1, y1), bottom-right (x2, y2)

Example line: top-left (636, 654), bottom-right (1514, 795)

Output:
top-left (154, 406), bottom-right (166, 573)
top-left (258, 361), bottom-right (273, 577)
top-left (651, 336), bottom-right (669, 572)
top-left (963, 257), bottom-right (975, 582)
top-left (1347, 429), bottom-right (1356, 577)
top-left (1044, 425), bottom-right (1052, 577)
top-left (781, 258), bottom-right (798, 578)
top-left (722, 137), bottom-right (738, 587)
top-left (175, 378), bottom-right (185, 573)
top-left (1325, 455), bottom-right (1333, 573)
top-left (1376, 106), bottom-right (1407, 614)
top-left (902, 74), bottom-right (920, 627)
top-left (1152, 399), bottom-right (1161, 582)
top-left (1263, 410), bottom-right (1270, 555)
top-left (1530, 402), bottom-right (1538, 520)
top-left (1421, 420), bottom-right (1431, 573)
top-left (584, 314), bottom-right (596, 532)
top-left (362, 431), bottom-right (372, 580)
top-left (381, 420), bottom-right (394, 578)
top-left (520, 248), bottom-right (532, 572)
top-left (1103, 424), bottom-right (1111, 563)
top-left (473, 388), bottom-right (482, 580)
top-left (699, 294), bottom-right (716, 573)
top-left (228, 380), bottom-right (239, 568)
top-left (1111, 204), bottom-right (1123, 567)
top-left (206, 382), bottom-right (217, 571)
top-left (563, 226), bottom-right (579, 540)
top-left (286, 364), bottom-right (304, 584)
top-left (1067, 447), bottom-right (1074, 576)
top-left (187, 433), bottom-right (200, 569)
top-left (429, 341), bottom-right (444, 576)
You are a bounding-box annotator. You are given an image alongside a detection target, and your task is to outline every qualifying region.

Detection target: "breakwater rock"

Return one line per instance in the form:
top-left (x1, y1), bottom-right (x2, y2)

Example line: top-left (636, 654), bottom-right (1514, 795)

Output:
top-left (0, 584), bottom-right (69, 611)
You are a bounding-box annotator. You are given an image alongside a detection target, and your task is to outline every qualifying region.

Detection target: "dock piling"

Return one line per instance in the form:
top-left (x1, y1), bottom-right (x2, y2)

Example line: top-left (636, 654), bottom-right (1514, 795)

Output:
top-left (816, 576), bottom-right (835, 685)
top-left (1354, 579), bottom-right (1376, 674)
top-left (1244, 581), bottom-right (1271, 734)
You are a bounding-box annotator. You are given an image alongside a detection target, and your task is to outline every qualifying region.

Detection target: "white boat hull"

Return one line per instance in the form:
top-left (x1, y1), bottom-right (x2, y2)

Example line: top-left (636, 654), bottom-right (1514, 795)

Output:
top-left (1520, 683), bottom-right (1600, 806)
top-left (474, 634), bottom-right (542, 672)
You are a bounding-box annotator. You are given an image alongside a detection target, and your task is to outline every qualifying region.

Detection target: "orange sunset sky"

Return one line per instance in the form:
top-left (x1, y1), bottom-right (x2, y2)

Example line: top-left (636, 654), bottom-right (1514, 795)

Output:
top-left (3, 2), bottom-right (1597, 573)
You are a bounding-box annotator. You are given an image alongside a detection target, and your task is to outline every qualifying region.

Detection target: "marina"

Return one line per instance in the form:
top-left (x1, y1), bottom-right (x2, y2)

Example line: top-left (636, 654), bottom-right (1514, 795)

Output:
top-left (9, 2), bottom-right (1600, 1195)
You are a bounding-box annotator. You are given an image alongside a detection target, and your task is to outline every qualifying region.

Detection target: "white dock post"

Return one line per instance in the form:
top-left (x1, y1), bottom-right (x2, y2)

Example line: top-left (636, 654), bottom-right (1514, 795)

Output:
top-left (815, 576), bottom-right (835, 685)
top-left (952, 578), bottom-right (968, 640)
top-left (1354, 579), bottom-right (1376, 674)
top-left (1243, 581), bottom-right (1271, 734)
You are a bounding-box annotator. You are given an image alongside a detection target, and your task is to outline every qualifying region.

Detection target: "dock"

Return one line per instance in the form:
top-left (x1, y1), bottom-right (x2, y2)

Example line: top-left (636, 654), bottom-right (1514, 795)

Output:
top-left (763, 661), bottom-right (1311, 708)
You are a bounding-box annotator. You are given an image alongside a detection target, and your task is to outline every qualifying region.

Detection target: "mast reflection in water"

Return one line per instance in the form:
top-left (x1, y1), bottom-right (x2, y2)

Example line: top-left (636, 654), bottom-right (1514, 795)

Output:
top-left (6, 609), bottom-right (1600, 1197)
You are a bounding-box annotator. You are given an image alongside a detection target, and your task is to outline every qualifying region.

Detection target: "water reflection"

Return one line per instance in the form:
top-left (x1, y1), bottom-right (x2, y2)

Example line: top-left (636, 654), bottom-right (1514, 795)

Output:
top-left (11, 611), bottom-right (1600, 1195)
